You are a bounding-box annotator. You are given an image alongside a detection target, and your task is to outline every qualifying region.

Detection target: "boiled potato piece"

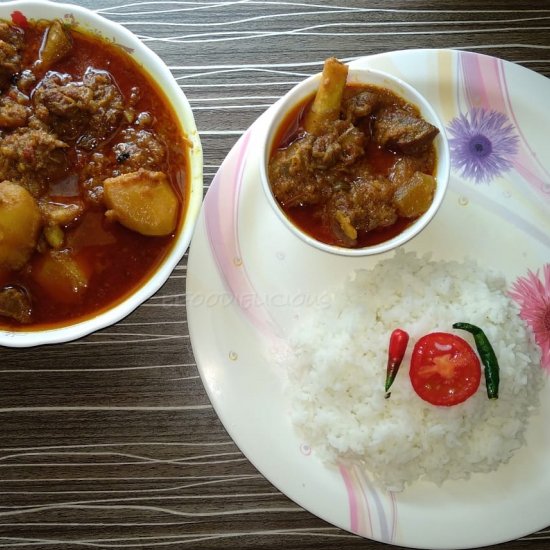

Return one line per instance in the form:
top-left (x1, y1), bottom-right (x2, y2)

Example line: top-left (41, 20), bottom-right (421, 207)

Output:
top-left (39, 20), bottom-right (73, 69)
top-left (393, 172), bottom-right (436, 218)
top-left (32, 250), bottom-right (88, 304)
top-left (0, 181), bottom-right (42, 270)
top-left (103, 169), bottom-right (178, 236)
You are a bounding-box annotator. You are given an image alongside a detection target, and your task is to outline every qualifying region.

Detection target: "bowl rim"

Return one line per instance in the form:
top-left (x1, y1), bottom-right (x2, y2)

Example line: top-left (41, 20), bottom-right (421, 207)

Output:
top-left (259, 65), bottom-right (450, 257)
top-left (0, 0), bottom-right (203, 347)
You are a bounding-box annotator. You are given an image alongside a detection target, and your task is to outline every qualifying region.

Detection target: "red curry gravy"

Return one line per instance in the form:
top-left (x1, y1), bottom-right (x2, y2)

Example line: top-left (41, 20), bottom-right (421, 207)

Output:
top-left (0, 19), bottom-right (189, 330)
top-left (269, 83), bottom-right (437, 248)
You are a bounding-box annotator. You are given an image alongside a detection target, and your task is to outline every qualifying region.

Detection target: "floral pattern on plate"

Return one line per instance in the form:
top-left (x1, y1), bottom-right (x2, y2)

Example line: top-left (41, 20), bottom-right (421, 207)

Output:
top-left (510, 265), bottom-right (550, 372)
top-left (447, 108), bottom-right (519, 184)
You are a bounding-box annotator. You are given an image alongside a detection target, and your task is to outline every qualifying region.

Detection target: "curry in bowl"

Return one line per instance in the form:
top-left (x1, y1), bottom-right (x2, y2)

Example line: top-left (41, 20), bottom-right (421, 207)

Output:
top-left (0, 15), bottom-right (191, 329)
top-left (267, 58), bottom-right (440, 249)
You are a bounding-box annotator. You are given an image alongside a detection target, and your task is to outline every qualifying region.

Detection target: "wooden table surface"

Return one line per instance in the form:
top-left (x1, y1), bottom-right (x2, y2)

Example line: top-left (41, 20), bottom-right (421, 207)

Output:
top-left (1, 0), bottom-right (549, 548)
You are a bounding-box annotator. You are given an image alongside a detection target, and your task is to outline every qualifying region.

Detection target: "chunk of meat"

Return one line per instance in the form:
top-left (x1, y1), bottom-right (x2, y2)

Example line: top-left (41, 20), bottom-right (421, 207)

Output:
top-left (0, 181), bottom-right (42, 270)
top-left (343, 90), bottom-right (380, 123)
top-left (33, 68), bottom-right (124, 145)
top-left (39, 20), bottom-right (73, 70)
top-left (374, 106), bottom-right (439, 154)
top-left (103, 170), bottom-right (178, 236)
top-left (0, 126), bottom-right (68, 197)
top-left (388, 149), bottom-right (435, 187)
top-left (14, 69), bottom-right (36, 94)
top-left (0, 23), bottom-right (24, 91)
top-left (0, 285), bottom-right (31, 323)
top-left (0, 22), bottom-right (23, 44)
top-left (80, 152), bottom-right (113, 204)
top-left (327, 176), bottom-right (398, 245)
top-left (79, 69), bottom-right (125, 146)
top-left (311, 124), bottom-right (366, 168)
top-left (338, 126), bottom-right (367, 165)
top-left (268, 134), bottom-right (324, 207)
top-left (270, 122), bottom-right (366, 208)
top-left (33, 72), bottom-right (83, 131)
top-left (311, 133), bottom-right (341, 168)
top-left (0, 87), bottom-right (30, 128)
top-left (112, 127), bottom-right (166, 173)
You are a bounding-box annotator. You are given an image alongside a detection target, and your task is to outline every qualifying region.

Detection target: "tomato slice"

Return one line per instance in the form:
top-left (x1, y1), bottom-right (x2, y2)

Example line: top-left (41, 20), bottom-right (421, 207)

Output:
top-left (409, 332), bottom-right (481, 406)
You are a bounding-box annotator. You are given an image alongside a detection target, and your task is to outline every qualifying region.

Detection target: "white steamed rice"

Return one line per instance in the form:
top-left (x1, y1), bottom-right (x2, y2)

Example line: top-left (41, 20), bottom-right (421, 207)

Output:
top-left (286, 250), bottom-right (542, 491)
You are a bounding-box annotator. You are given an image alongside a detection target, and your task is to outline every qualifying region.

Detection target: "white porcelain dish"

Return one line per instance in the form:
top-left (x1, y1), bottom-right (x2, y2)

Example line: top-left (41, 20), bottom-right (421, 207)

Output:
top-left (0, 1), bottom-right (203, 347)
top-left (187, 49), bottom-right (550, 548)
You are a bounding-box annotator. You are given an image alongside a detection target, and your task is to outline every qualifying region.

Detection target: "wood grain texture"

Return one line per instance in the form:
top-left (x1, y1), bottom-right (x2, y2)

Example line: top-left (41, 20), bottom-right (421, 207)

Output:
top-left (0, 0), bottom-right (549, 548)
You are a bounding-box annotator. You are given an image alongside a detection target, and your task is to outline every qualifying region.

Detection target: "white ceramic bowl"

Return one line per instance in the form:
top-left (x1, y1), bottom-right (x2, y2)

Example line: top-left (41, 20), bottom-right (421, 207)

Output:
top-left (260, 66), bottom-right (450, 257)
top-left (0, 1), bottom-right (203, 347)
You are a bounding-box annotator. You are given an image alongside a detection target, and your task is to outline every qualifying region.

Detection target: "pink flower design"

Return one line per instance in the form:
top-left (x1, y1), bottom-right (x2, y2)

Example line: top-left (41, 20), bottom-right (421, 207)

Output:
top-left (510, 265), bottom-right (550, 371)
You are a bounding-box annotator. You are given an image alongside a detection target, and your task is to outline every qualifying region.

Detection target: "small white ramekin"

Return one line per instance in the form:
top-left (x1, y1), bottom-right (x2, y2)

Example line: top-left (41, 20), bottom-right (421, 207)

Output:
top-left (259, 66), bottom-right (450, 257)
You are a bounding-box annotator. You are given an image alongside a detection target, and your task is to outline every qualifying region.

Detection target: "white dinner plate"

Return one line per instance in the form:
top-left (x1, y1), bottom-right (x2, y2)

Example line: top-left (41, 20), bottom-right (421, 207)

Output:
top-left (186, 49), bottom-right (550, 549)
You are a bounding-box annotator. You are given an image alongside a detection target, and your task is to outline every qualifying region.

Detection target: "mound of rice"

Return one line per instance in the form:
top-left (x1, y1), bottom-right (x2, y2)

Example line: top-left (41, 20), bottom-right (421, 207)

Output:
top-left (286, 250), bottom-right (542, 491)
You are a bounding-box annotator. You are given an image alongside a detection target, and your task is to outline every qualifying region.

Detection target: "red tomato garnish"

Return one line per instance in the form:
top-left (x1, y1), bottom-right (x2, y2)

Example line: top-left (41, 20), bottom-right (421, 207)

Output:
top-left (11, 11), bottom-right (28, 28)
top-left (409, 332), bottom-right (481, 407)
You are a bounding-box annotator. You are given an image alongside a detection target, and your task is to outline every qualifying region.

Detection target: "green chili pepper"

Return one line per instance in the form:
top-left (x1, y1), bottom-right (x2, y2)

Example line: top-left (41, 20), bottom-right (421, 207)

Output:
top-left (452, 322), bottom-right (500, 399)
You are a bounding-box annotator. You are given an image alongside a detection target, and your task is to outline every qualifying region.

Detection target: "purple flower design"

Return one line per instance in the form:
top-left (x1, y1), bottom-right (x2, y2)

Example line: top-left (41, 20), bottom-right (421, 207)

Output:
top-left (447, 108), bottom-right (519, 184)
